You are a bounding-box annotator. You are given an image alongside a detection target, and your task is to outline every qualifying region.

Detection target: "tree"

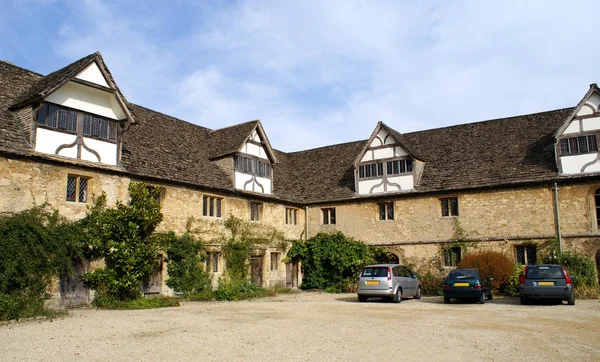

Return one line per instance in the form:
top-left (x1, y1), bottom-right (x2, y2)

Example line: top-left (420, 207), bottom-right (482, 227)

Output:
top-left (83, 182), bottom-right (164, 301)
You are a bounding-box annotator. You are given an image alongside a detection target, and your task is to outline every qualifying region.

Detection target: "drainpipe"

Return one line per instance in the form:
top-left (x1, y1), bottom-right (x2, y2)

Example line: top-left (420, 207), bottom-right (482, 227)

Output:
top-left (553, 182), bottom-right (562, 254)
top-left (305, 206), bottom-right (309, 241)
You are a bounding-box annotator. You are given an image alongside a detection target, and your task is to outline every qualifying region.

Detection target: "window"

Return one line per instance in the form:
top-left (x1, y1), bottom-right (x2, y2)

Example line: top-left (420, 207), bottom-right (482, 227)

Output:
top-left (559, 135), bottom-right (598, 155)
top-left (205, 252), bottom-right (219, 272)
top-left (441, 197), bottom-right (459, 217)
top-left (443, 247), bottom-right (462, 267)
top-left (66, 175), bottom-right (89, 203)
top-left (515, 245), bottom-right (537, 265)
top-left (358, 162), bottom-right (384, 179)
top-left (234, 155), bottom-right (271, 178)
top-left (146, 185), bottom-right (164, 205)
top-left (37, 102), bottom-right (118, 142)
top-left (203, 196), bottom-right (222, 218)
top-left (386, 159), bottom-right (413, 175)
top-left (378, 202), bottom-right (394, 220)
top-left (250, 202), bottom-right (262, 221)
top-left (270, 253), bottom-right (280, 271)
top-left (322, 208), bottom-right (336, 225)
top-left (286, 208), bottom-right (297, 225)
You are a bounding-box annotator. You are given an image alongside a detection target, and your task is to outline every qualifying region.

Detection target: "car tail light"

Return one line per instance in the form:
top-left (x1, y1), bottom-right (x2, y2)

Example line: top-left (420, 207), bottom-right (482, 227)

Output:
top-left (519, 267), bottom-right (528, 286)
top-left (473, 284), bottom-right (482, 290)
top-left (358, 268), bottom-right (364, 282)
top-left (443, 285), bottom-right (450, 291)
top-left (387, 267), bottom-right (392, 281)
top-left (562, 266), bottom-right (572, 287)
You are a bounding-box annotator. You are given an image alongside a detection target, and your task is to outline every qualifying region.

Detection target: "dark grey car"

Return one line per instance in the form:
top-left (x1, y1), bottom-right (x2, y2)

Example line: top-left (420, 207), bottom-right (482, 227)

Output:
top-left (519, 264), bottom-right (575, 305)
top-left (357, 264), bottom-right (421, 303)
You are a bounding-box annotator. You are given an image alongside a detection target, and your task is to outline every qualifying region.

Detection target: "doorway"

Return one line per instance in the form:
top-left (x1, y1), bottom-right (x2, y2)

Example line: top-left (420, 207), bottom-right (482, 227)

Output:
top-left (250, 256), bottom-right (263, 286)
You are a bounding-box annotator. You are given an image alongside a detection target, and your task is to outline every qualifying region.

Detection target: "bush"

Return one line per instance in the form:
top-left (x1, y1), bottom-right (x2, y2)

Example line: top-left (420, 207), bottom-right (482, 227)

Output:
top-left (541, 251), bottom-right (598, 288)
top-left (287, 232), bottom-right (381, 292)
top-left (0, 206), bottom-right (85, 321)
top-left (419, 273), bottom-right (445, 296)
top-left (458, 251), bottom-right (514, 292)
top-left (164, 232), bottom-right (212, 295)
top-left (214, 277), bottom-right (268, 301)
top-left (505, 264), bottom-right (525, 297)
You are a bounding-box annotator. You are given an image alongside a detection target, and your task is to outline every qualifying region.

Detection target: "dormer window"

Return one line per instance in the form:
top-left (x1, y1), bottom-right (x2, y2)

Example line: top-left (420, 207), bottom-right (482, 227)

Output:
top-left (559, 135), bottom-right (597, 155)
top-left (387, 159), bottom-right (412, 174)
top-left (37, 102), bottom-right (118, 142)
top-left (358, 162), bottom-right (384, 179)
top-left (234, 155), bottom-right (271, 178)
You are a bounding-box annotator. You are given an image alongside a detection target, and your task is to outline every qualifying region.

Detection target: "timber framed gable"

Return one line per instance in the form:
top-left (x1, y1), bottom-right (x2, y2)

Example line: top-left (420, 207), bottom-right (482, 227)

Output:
top-left (353, 121), bottom-right (423, 195)
top-left (555, 84), bottom-right (600, 175)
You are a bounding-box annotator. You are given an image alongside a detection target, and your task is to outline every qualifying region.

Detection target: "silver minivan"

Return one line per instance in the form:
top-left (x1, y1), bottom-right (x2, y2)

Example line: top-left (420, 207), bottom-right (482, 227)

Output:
top-left (357, 264), bottom-right (422, 303)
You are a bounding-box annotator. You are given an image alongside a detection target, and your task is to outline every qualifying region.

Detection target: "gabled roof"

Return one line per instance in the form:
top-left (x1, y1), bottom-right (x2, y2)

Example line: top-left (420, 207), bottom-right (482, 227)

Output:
top-left (353, 121), bottom-right (421, 166)
top-left (9, 52), bottom-right (134, 123)
top-left (208, 120), bottom-right (278, 163)
top-left (554, 83), bottom-right (600, 138)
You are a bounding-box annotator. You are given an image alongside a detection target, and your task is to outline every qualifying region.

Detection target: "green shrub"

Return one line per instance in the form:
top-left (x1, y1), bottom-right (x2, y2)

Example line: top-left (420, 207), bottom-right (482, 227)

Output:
top-left (214, 277), bottom-right (268, 301)
top-left (93, 295), bottom-right (180, 309)
top-left (458, 251), bottom-right (514, 291)
top-left (0, 206), bottom-right (85, 321)
top-left (505, 264), bottom-right (525, 297)
top-left (419, 272), bottom-right (445, 296)
top-left (83, 182), bottom-right (164, 301)
top-left (541, 251), bottom-right (598, 288)
top-left (287, 232), bottom-right (379, 292)
top-left (164, 232), bottom-right (212, 295)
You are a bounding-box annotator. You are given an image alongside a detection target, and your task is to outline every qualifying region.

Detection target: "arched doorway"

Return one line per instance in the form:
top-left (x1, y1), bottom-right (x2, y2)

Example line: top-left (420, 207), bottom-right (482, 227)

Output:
top-left (374, 250), bottom-right (400, 264)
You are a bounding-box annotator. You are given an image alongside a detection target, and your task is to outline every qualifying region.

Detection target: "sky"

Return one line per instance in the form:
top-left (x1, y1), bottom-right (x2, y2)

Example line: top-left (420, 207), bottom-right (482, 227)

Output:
top-left (1, 0), bottom-right (599, 152)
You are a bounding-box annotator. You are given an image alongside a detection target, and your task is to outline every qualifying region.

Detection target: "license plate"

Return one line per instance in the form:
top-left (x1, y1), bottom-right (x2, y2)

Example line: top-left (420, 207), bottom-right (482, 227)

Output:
top-left (454, 282), bottom-right (469, 287)
top-left (538, 281), bottom-right (554, 286)
top-left (366, 281), bottom-right (379, 285)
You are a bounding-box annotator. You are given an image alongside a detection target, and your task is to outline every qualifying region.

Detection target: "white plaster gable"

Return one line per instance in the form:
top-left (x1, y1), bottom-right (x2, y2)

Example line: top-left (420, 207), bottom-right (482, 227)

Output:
top-left (75, 62), bottom-right (110, 88)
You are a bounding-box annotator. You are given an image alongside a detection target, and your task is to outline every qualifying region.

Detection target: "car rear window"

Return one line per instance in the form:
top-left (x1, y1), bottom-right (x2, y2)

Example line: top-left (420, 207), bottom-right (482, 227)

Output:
top-left (525, 266), bottom-right (564, 279)
top-left (362, 267), bottom-right (388, 278)
top-left (448, 270), bottom-right (478, 279)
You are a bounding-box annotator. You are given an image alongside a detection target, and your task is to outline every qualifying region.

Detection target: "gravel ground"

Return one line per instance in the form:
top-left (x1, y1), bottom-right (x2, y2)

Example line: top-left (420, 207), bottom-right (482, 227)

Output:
top-left (2, 292), bottom-right (600, 362)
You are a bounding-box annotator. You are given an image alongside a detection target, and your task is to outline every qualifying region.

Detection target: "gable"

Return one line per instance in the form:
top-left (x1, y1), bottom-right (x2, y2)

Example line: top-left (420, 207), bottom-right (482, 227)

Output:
top-left (45, 81), bottom-right (126, 120)
top-left (556, 86), bottom-right (600, 175)
top-left (360, 127), bottom-right (410, 163)
top-left (75, 62), bottom-right (110, 88)
top-left (239, 129), bottom-right (270, 160)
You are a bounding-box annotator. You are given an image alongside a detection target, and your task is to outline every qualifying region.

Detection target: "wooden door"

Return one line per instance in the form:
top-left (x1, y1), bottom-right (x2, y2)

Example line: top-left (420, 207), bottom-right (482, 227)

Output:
top-left (60, 261), bottom-right (90, 308)
top-left (250, 256), bottom-right (263, 286)
top-left (286, 261), bottom-right (299, 288)
top-left (143, 257), bottom-right (163, 296)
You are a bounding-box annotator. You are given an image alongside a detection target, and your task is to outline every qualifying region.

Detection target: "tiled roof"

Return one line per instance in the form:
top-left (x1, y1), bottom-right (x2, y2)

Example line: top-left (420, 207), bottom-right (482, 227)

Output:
top-left (0, 55), bottom-right (581, 205)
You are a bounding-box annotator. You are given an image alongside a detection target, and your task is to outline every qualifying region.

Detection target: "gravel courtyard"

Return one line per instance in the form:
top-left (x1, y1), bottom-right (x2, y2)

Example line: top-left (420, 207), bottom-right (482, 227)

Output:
top-left (2, 292), bottom-right (599, 362)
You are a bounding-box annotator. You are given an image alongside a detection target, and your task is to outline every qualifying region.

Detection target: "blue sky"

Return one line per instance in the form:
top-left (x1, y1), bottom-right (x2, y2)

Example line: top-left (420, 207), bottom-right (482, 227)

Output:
top-left (1, 0), bottom-right (599, 152)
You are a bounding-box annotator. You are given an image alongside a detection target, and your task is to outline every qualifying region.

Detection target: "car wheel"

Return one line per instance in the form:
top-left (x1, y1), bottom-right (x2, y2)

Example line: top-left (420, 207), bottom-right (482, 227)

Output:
top-left (520, 297), bottom-right (528, 305)
top-left (415, 286), bottom-right (422, 300)
top-left (479, 293), bottom-right (485, 304)
top-left (568, 293), bottom-right (575, 306)
top-left (393, 288), bottom-right (402, 303)
top-left (443, 296), bottom-right (450, 304)
top-left (358, 295), bottom-right (367, 303)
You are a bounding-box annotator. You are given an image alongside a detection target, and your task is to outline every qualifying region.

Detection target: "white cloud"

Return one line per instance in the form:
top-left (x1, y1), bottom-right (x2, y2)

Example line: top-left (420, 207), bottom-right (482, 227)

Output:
top-left (11, 0), bottom-right (599, 151)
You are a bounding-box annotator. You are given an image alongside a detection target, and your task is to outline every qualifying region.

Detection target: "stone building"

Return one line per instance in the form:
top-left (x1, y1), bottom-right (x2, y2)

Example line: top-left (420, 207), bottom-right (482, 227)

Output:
top-left (1, 52), bottom-right (599, 301)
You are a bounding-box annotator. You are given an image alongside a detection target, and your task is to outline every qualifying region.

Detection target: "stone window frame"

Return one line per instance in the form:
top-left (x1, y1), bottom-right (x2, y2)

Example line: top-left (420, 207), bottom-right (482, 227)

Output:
top-left (442, 246), bottom-right (462, 267)
top-left (285, 207), bottom-right (298, 225)
top-left (322, 207), bottom-right (336, 225)
top-left (377, 202), bottom-right (394, 221)
top-left (250, 202), bottom-right (262, 221)
top-left (440, 197), bottom-right (459, 217)
top-left (205, 252), bottom-right (220, 272)
top-left (66, 174), bottom-right (91, 204)
top-left (202, 194), bottom-right (223, 218)
top-left (515, 244), bottom-right (537, 265)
